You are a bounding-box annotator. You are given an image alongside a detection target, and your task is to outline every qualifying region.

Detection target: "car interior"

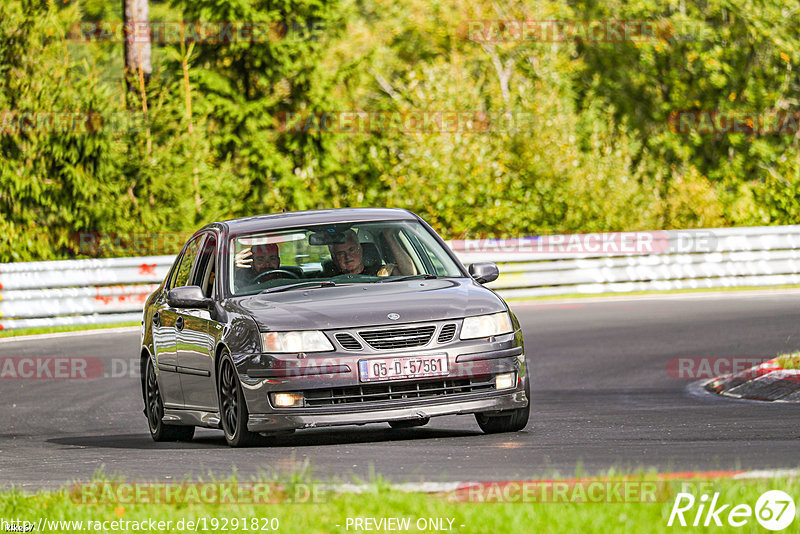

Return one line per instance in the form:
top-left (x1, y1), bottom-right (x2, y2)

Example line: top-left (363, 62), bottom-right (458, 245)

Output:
top-left (320, 241), bottom-right (383, 277)
top-left (229, 224), bottom-right (438, 295)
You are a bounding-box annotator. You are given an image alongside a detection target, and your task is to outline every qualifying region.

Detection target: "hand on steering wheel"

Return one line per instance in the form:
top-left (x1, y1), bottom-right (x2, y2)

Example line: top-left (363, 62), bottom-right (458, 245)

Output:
top-left (252, 269), bottom-right (300, 283)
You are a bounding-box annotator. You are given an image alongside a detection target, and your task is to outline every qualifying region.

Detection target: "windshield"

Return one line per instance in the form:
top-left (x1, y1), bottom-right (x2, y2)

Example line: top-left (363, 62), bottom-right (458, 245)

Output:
top-left (228, 220), bottom-right (464, 296)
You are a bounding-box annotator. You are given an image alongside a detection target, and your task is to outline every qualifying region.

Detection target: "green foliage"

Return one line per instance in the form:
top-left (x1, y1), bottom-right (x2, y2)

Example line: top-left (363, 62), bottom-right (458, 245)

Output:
top-left (0, 1), bottom-right (127, 260)
top-left (2, 0), bottom-right (800, 261)
top-left (573, 0), bottom-right (800, 227)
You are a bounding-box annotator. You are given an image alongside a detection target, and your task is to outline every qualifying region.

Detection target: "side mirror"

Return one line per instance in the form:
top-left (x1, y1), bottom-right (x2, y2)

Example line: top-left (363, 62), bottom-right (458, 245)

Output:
top-left (167, 286), bottom-right (213, 309)
top-left (469, 262), bottom-right (499, 284)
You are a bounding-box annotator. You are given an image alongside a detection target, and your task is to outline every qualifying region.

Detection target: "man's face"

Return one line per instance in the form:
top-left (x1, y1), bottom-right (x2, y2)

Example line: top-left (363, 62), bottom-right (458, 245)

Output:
top-left (331, 236), bottom-right (363, 274)
top-left (252, 249), bottom-right (280, 273)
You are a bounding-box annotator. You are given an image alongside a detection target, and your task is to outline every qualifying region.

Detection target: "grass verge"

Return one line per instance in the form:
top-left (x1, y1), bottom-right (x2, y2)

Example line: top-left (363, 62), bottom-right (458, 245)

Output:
top-left (0, 322), bottom-right (139, 339)
top-left (776, 352), bottom-right (800, 371)
top-left (1, 473), bottom-right (798, 533)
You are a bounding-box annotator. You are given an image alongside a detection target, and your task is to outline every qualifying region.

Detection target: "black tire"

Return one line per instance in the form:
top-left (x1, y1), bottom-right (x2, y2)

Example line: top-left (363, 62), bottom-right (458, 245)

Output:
top-left (475, 377), bottom-right (530, 434)
top-left (145, 358), bottom-right (195, 442)
top-left (389, 418), bottom-right (430, 429)
top-left (218, 353), bottom-right (260, 447)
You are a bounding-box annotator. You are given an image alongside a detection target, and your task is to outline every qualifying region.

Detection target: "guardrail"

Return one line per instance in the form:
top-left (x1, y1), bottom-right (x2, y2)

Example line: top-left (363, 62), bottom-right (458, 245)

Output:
top-left (0, 257), bottom-right (172, 330)
top-left (451, 226), bottom-right (800, 298)
top-left (1, 226), bottom-right (800, 329)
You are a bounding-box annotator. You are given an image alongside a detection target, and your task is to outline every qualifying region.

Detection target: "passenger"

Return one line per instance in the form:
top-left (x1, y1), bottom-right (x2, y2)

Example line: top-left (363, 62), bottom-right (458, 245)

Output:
top-left (329, 229), bottom-right (397, 276)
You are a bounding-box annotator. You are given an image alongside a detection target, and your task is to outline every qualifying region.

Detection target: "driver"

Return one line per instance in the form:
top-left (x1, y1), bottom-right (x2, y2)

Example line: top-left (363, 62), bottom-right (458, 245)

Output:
top-left (329, 230), bottom-right (396, 276)
top-left (234, 243), bottom-right (282, 288)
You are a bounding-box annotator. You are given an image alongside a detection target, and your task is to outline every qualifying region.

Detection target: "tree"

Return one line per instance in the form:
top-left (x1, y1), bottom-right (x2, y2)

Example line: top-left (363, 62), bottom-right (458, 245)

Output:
top-left (122, 0), bottom-right (152, 93)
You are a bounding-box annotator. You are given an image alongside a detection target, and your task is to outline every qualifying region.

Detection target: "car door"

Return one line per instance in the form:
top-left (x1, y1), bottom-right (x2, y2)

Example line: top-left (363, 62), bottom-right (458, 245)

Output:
top-left (154, 236), bottom-right (203, 408)
top-left (175, 233), bottom-right (221, 411)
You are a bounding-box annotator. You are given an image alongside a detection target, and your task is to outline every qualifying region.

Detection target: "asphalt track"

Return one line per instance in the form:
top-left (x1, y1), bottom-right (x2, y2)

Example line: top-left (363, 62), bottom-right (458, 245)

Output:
top-left (2, 290), bottom-right (800, 490)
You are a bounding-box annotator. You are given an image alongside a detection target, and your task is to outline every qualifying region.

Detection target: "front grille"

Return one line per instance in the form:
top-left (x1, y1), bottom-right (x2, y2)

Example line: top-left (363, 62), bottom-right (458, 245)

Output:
top-left (335, 333), bottom-right (363, 350)
top-left (438, 323), bottom-right (457, 343)
top-left (303, 376), bottom-right (496, 407)
top-left (358, 325), bottom-right (436, 350)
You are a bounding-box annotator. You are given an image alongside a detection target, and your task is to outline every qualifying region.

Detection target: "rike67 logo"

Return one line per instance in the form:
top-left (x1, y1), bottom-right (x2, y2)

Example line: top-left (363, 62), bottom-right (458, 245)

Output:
top-left (668, 490), bottom-right (796, 530)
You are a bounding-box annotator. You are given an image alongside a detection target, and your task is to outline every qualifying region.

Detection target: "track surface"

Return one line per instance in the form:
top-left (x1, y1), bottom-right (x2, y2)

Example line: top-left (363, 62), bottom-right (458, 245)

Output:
top-left (2, 291), bottom-right (800, 489)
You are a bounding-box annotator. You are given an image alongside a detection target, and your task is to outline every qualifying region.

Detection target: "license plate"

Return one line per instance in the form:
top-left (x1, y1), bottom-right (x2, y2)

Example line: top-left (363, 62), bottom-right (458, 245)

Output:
top-left (359, 354), bottom-right (448, 382)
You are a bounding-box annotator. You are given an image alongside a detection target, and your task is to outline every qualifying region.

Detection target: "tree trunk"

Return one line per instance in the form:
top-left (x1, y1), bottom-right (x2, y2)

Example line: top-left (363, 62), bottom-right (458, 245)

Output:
top-left (122, 0), bottom-right (152, 92)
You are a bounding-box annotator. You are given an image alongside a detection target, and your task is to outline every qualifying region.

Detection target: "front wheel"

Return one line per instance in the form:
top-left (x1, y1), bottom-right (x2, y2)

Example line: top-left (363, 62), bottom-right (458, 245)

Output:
top-left (218, 353), bottom-right (260, 447)
top-left (475, 378), bottom-right (530, 434)
top-left (145, 358), bottom-right (194, 442)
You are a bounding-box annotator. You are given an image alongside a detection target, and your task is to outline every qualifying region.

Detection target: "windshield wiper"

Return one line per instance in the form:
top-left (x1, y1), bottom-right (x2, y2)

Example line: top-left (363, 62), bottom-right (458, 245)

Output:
top-left (262, 281), bottom-right (336, 294)
top-left (378, 274), bottom-right (438, 283)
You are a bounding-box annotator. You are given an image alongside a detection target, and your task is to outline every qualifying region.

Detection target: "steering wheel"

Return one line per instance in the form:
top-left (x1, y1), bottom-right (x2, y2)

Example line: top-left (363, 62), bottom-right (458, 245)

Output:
top-left (252, 269), bottom-right (300, 283)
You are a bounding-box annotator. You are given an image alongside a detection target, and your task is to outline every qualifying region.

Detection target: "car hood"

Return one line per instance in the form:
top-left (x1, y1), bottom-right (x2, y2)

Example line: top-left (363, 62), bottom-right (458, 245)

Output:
top-left (232, 279), bottom-right (506, 331)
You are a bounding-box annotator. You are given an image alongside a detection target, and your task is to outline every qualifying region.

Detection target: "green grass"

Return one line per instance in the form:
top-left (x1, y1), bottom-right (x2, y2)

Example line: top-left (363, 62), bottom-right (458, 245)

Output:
top-left (1, 474), bottom-right (798, 533)
top-left (776, 352), bottom-right (800, 370)
top-left (0, 322), bottom-right (139, 339)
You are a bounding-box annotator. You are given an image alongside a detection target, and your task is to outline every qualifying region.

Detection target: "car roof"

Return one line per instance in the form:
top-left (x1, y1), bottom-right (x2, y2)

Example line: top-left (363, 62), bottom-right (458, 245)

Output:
top-left (202, 208), bottom-right (419, 236)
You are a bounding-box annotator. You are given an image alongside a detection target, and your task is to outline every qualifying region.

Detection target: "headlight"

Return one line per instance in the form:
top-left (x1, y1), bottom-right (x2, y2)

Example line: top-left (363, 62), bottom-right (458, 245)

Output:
top-left (460, 312), bottom-right (513, 340)
top-left (261, 331), bottom-right (334, 353)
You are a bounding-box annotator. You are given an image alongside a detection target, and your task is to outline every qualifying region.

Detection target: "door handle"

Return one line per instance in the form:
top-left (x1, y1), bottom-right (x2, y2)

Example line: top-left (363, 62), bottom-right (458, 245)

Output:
top-left (176, 316), bottom-right (184, 332)
top-left (152, 312), bottom-right (160, 327)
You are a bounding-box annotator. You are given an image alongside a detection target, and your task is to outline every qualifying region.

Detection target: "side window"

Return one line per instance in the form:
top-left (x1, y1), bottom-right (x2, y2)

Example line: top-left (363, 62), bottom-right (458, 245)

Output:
top-left (165, 255), bottom-right (182, 290)
top-left (405, 232), bottom-right (436, 274)
top-left (397, 231), bottom-right (425, 273)
top-left (193, 235), bottom-right (217, 297)
top-left (172, 236), bottom-right (203, 288)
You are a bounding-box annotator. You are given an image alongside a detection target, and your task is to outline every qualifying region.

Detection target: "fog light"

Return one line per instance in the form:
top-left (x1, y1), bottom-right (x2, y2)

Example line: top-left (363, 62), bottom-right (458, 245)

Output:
top-left (272, 392), bottom-right (304, 408)
top-left (495, 373), bottom-right (515, 390)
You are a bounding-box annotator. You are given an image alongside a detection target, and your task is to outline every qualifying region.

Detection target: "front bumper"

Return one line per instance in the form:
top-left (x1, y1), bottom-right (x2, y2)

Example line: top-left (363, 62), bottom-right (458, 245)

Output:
top-left (234, 328), bottom-right (528, 432)
top-left (247, 388), bottom-right (527, 432)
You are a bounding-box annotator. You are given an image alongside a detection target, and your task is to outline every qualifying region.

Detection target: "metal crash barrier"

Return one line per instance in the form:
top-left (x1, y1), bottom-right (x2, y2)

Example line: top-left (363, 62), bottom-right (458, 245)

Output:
top-left (0, 256), bottom-right (172, 330)
top-left (2, 226), bottom-right (800, 329)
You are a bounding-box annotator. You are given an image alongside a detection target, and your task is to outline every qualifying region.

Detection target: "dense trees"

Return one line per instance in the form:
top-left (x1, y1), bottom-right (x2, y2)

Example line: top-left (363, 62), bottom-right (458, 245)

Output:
top-left (1, 0), bottom-right (799, 261)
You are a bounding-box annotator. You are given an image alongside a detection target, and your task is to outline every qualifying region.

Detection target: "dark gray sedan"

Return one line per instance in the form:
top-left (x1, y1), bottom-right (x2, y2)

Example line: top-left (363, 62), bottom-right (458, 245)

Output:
top-left (140, 208), bottom-right (529, 446)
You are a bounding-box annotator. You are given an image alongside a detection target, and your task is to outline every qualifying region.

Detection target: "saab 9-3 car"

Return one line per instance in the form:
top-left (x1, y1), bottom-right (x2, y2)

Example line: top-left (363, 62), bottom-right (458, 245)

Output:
top-left (140, 208), bottom-right (529, 446)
